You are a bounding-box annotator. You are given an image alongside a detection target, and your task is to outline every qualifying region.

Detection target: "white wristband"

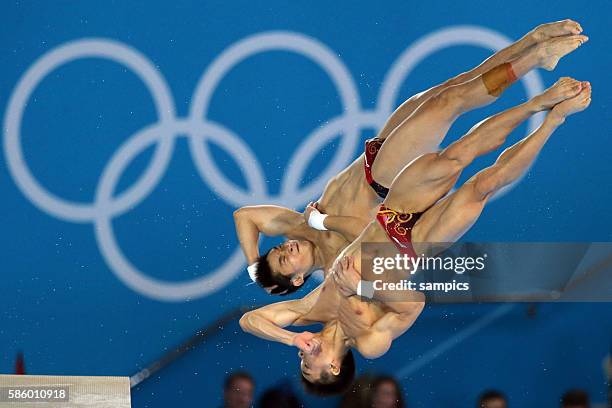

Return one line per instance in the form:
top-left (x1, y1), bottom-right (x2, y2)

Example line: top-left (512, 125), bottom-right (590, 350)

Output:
top-left (307, 208), bottom-right (328, 231)
top-left (357, 280), bottom-right (374, 299)
top-left (247, 263), bottom-right (258, 283)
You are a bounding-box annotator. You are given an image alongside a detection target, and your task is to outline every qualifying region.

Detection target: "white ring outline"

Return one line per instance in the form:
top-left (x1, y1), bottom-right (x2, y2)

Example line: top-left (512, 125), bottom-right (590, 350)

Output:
top-left (94, 121), bottom-right (249, 301)
top-left (3, 39), bottom-right (176, 222)
top-left (188, 31), bottom-right (361, 207)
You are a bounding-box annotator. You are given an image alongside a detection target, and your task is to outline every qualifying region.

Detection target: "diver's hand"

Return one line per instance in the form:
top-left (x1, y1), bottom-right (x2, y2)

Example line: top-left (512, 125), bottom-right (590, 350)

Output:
top-left (333, 256), bottom-right (360, 296)
top-left (303, 201), bottom-right (318, 223)
top-left (304, 202), bottom-right (328, 231)
top-left (292, 331), bottom-right (321, 353)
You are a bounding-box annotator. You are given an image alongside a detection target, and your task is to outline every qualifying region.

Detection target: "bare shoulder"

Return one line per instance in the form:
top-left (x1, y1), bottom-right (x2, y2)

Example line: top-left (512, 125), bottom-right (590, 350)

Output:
top-left (354, 330), bottom-right (393, 359)
top-left (353, 301), bottom-right (425, 359)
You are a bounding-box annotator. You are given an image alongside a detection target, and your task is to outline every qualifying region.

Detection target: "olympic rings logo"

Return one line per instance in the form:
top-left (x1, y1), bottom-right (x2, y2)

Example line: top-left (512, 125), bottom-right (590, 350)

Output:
top-left (3, 26), bottom-right (544, 302)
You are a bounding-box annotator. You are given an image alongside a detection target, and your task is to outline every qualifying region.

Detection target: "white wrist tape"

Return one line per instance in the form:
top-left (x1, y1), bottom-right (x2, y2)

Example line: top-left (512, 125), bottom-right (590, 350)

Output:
top-left (247, 263), bottom-right (258, 283)
top-left (357, 280), bottom-right (374, 299)
top-left (307, 208), bottom-right (328, 231)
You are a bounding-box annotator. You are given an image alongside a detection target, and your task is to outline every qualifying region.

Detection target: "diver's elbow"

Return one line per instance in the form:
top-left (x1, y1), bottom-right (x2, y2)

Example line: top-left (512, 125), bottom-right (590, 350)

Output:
top-left (239, 312), bottom-right (253, 333)
top-left (233, 208), bottom-right (245, 220)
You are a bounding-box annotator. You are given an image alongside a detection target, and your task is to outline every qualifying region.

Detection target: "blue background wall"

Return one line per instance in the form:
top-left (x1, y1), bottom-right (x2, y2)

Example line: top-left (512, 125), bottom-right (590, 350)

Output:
top-left (1, 1), bottom-right (610, 407)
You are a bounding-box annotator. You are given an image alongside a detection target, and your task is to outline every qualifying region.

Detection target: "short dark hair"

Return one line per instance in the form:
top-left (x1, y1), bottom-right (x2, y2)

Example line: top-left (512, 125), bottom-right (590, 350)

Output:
top-left (254, 250), bottom-right (311, 296)
top-left (561, 389), bottom-right (590, 407)
top-left (478, 390), bottom-right (507, 407)
top-left (224, 371), bottom-right (254, 391)
top-left (258, 387), bottom-right (302, 408)
top-left (300, 350), bottom-right (355, 397)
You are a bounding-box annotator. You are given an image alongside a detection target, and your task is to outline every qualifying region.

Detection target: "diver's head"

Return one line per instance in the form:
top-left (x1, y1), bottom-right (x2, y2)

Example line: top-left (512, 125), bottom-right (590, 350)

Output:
top-left (253, 240), bottom-right (316, 295)
top-left (298, 334), bottom-right (355, 396)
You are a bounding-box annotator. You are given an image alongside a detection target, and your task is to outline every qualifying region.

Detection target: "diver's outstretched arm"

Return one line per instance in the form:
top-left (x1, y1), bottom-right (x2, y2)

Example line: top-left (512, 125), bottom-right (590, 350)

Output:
top-left (239, 285), bottom-right (323, 350)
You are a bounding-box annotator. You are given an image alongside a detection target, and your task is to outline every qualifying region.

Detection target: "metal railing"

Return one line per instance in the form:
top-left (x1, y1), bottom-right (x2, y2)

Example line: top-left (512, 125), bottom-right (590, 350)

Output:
top-left (129, 307), bottom-right (248, 388)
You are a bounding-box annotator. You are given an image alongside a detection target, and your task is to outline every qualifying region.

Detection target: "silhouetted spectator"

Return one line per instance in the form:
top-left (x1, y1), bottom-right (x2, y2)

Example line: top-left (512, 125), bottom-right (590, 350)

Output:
top-left (339, 374), bottom-right (405, 408)
top-left (339, 374), bottom-right (377, 408)
top-left (223, 371), bottom-right (254, 408)
top-left (561, 389), bottom-right (590, 408)
top-left (477, 390), bottom-right (507, 408)
top-left (370, 376), bottom-right (405, 408)
top-left (257, 381), bottom-right (302, 408)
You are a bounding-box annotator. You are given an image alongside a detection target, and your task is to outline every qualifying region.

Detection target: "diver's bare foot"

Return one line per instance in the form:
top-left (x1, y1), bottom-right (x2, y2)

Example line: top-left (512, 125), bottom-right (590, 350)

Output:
top-left (532, 77), bottom-right (582, 110)
top-left (537, 35), bottom-right (588, 71)
top-left (549, 82), bottom-right (591, 123)
top-left (530, 19), bottom-right (583, 43)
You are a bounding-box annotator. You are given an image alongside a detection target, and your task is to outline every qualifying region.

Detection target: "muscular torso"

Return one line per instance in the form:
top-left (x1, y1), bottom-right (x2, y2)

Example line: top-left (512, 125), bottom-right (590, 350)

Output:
top-left (283, 155), bottom-right (383, 273)
top-left (317, 155), bottom-right (381, 223)
top-left (286, 223), bottom-right (349, 273)
top-left (277, 154), bottom-right (384, 275)
top-left (294, 266), bottom-right (394, 358)
top-left (295, 219), bottom-right (392, 325)
top-left (334, 219), bottom-right (390, 280)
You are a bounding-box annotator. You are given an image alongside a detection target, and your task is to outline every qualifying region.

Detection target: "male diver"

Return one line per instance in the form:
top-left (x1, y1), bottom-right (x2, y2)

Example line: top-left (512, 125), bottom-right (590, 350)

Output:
top-left (240, 79), bottom-right (592, 394)
top-left (234, 21), bottom-right (587, 294)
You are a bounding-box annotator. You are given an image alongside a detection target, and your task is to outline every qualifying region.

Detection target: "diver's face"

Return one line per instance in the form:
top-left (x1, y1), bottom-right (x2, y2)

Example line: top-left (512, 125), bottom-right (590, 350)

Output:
top-left (298, 336), bottom-right (339, 382)
top-left (267, 240), bottom-right (314, 285)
